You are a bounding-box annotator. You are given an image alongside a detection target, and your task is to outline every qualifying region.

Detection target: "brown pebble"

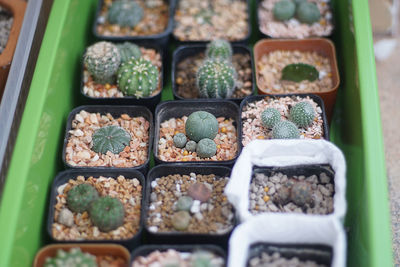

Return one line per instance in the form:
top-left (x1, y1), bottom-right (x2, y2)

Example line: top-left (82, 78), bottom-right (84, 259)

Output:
top-left (187, 182), bottom-right (212, 202)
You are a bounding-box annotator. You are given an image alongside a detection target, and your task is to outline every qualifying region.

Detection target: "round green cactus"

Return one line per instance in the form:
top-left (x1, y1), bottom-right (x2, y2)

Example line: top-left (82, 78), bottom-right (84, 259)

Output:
top-left (185, 111), bottom-right (219, 142)
top-left (84, 41), bottom-right (121, 84)
top-left (173, 133), bottom-right (188, 148)
top-left (89, 196), bottom-right (125, 232)
top-left (44, 248), bottom-right (97, 267)
top-left (205, 39), bottom-right (233, 61)
top-left (261, 108), bottom-right (281, 129)
top-left (293, 0), bottom-right (307, 6)
top-left (272, 121), bottom-right (300, 139)
top-left (185, 140), bottom-right (197, 152)
top-left (176, 196), bottom-right (194, 211)
top-left (107, 0), bottom-right (144, 28)
top-left (92, 125), bottom-right (131, 155)
top-left (116, 42), bottom-right (142, 63)
top-left (296, 2), bottom-right (321, 24)
top-left (117, 57), bottom-right (159, 98)
top-left (196, 138), bottom-right (217, 158)
top-left (67, 184), bottom-right (99, 213)
top-left (171, 211), bottom-right (191, 231)
top-left (196, 59), bottom-right (237, 99)
top-left (289, 101), bottom-right (316, 127)
top-left (273, 0), bottom-right (296, 21)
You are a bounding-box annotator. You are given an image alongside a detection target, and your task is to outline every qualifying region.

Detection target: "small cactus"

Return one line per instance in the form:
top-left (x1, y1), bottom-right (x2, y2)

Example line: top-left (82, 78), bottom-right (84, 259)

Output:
top-left (107, 0), bottom-right (144, 28)
top-left (206, 39), bottom-right (233, 61)
top-left (117, 57), bottom-right (159, 98)
top-left (196, 59), bottom-right (237, 99)
top-left (171, 211), bottom-right (191, 231)
top-left (84, 41), bottom-right (121, 84)
top-left (92, 125), bottom-right (131, 155)
top-left (185, 111), bottom-right (219, 142)
top-left (281, 63), bottom-right (319, 82)
top-left (272, 121), bottom-right (300, 139)
top-left (289, 101), bottom-right (316, 127)
top-left (290, 181), bottom-right (313, 207)
top-left (185, 140), bottom-right (197, 152)
top-left (293, 0), bottom-right (307, 6)
top-left (261, 108), bottom-right (281, 129)
top-left (67, 184), bottom-right (99, 213)
top-left (89, 196), bottom-right (125, 232)
top-left (187, 182), bottom-right (212, 202)
top-left (273, 0), bottom-right (296, 21)
top-left (274, 186), bottom-right (291, 206)
top-left (44, 248), bottom-right (97, 267)
top-left (190, 251), bottom-right (215, 267)
top-left (173, 133), bottom-right (187, 148)
top-left (296, 2), bottom-right (321, 24)
top-left (176, 196), bottom-right (194, 211)
top-left (116, 42), bottom-right (142, 63)
top-left (196, 138), bottom-right (217, 158)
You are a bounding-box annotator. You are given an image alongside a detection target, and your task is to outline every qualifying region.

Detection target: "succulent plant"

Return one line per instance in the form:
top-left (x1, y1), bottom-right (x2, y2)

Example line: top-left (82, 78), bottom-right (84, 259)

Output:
top-left (289, 101), bottom-right (316, 127)
top-left (272, 121), bottom-right (300, 139)
top-left (281, 63), bottom-right (319, 82)
top-left (196, 138), bottom-right (217, 158)
top-left (187, 182), bottom-right (212, 202)
top-left (89, 196), bottom-right (125, 232)
top-left (190, 251), bottom-right (215, 267)
top-left (44, 248), bottom-right (97, 267)
top-left (185, 111), bottom-right (219, 142)
top-left (261, 108), bottom-right (281, 129)
top-left (274, 186), bottom-right (291, 206)
top-left (273, 0), bottom-right (296, 21)
top-left (116, 42), bottom-right (142, 63)
top-left (66, 183), bottom-right (99, 213)
top-left (290, 181), bottom-right (313, 207)
top-left (293, 0), bottom-right (307, 6)
top-left (296, 1), bottom-right (321, 24)
top-left (205, 39), bottom-right (233, 61)
top-left (173, 133), bottom-right (188, 148)
top-left (185, 140), bottom-right (197, 152)
top-left (107, 0), bottom-right (144, 27)
top-left (92, 125), bottom-right (131, 154)
top-left (117, 57), bottom-right (159, 98)
top-left (84, 41), bottom-right (121, 84)
top-left (176, 196), bottom-right (194, 211)
top-left (196, 59), bottom-right (237, 99)
top-left (171, 211), bottom-right (191, 231)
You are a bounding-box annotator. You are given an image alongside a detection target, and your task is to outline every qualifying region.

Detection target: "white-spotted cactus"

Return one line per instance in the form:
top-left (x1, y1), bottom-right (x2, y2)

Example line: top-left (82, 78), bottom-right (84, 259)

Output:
top-left (206, 39), bottom-right (233, 61)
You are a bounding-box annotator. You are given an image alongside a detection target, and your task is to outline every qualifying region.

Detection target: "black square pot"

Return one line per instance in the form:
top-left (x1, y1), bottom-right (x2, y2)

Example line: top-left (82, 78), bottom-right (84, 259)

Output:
top-left (153, 100), bottom-right (241, 166)
top-left (80, 43), bottom-right (164, 112)
top-left (247, 243), bottom-right (333, 266)
top-left (239, 94), bottom-right (330, 144)
top-left (171, 44), bottom-right (255, 104)
top-left (143, 164), bottom-right (235, 248)
top-left (172, 0), bottom-right (251, 45)
top-left (46, 169), bottom-right (146, 250)
top-left (93, 0), bottom-right (175, 50)
top-left (62, 105), bottom-right (153, 175)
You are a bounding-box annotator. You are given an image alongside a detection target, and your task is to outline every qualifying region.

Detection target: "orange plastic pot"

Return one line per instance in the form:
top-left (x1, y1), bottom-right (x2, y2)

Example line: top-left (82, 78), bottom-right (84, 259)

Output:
top-left (253, 38), bottom-right (340, 121)
top-left (0, 0), bottom-right (26, 99)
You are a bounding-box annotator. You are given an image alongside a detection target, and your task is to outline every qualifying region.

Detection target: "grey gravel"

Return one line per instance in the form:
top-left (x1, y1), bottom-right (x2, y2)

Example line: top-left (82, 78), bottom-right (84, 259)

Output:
top-left (248, 252), bottom-right (327, 267)
top-left (0, 7), bottom-right (13, 54)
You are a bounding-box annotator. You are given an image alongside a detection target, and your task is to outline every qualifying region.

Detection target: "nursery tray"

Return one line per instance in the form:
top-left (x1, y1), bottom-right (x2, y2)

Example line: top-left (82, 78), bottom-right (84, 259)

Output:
top-left (0, 0), bottom-right (393, 267)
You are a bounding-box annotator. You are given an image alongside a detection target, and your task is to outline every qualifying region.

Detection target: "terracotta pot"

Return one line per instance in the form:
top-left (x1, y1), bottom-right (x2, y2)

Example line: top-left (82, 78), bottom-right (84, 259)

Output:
top-left (0, 0), bottom-right (26, 99)
top-left (33, 243), bottom-right (130, 267)
top-left (253, 38), bottom-right (340, 122)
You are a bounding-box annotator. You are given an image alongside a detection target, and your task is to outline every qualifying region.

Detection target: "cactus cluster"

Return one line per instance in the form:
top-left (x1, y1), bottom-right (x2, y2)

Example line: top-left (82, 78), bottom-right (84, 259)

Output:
top-left (67, 183), bottom-right (99, 213)
top-left (44, 248), bottom-right (97, 267)
top-left (274, 180), bottom-right (314, 209)
top-left (273, 0), bottom-right (321, 24)
top-left (107, 0), bottom-right (144, 28)
top-left (117, 42), bottom-right (142, 63)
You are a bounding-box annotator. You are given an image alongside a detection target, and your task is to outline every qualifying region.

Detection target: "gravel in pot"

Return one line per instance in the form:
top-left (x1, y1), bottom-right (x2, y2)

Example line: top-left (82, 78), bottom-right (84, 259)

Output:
top-left (0, 6), bottom-right (13, 54)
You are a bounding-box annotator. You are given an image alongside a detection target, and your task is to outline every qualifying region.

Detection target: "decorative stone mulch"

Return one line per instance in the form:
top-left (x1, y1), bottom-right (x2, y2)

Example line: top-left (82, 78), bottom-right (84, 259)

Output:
top-left (248, 251), bottom-right (327, 267)
top-left (0, 6), bottom-right (13, 54)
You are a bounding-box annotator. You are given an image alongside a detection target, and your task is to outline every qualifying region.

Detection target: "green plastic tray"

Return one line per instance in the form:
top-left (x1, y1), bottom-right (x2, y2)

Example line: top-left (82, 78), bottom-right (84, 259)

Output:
top-left (0, 0), bottom-right (393, 266)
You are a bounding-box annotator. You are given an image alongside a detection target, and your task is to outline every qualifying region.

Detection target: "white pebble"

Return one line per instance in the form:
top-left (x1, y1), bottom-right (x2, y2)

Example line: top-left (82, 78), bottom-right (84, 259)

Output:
top-left (57, 208), bottom-right (74, 227)
top-left (190, 200), bottom-right (201, 213)
top-left (151, 181), bottom-right (158, 188)
top-left (148, 226), bottom-right (158, 232)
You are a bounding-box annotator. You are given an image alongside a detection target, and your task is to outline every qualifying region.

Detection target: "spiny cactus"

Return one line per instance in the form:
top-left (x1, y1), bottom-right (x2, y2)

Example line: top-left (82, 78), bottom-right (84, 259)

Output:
top-left (273, 0), bottom-right (296, 21)
top-left (117, 42), bottom-right (142, 63)
top-left (171, 211), bottom-right (191, 231)
top-left (289, 101), bottom-right (316, 128)
top-left (185, 140), bottom-right (197, 152)
top-left (296, 2), bottom-right (321, 24)
top-left (84, 41), bottom-right (121, 84)
top-left (290, 181), bottom-right (313, 207)
top-left (107, 0), bottom-right (144, 28)
top-left (187, 182), bottom-right (212, 202)
top-left (196, 138), bottom-right (217, 159)
top-left (173, 133), bottom-right (187, 148)
top-left (261, 108), bottom-right (281, 129)
top-left (272, 121), bottom-right (300, 139)
top-left (92, 125), bottom-right (131, 155)
top-left (185, 111), bottom-right (219, 142)
top-left (196, 59), bottom-right (237, 99)
top-left (44, 248), bottom-right (97, 267)
top-left (89, 196), bottom-right (125, 232)
top-left (206, 39), bottom-right (233, 61)
top-left (67, 183), bottom-right (99, 213)
top-left (117, 57), bottom-right (159, 98)
top-left (176, 196), bottom-right (194, 211)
